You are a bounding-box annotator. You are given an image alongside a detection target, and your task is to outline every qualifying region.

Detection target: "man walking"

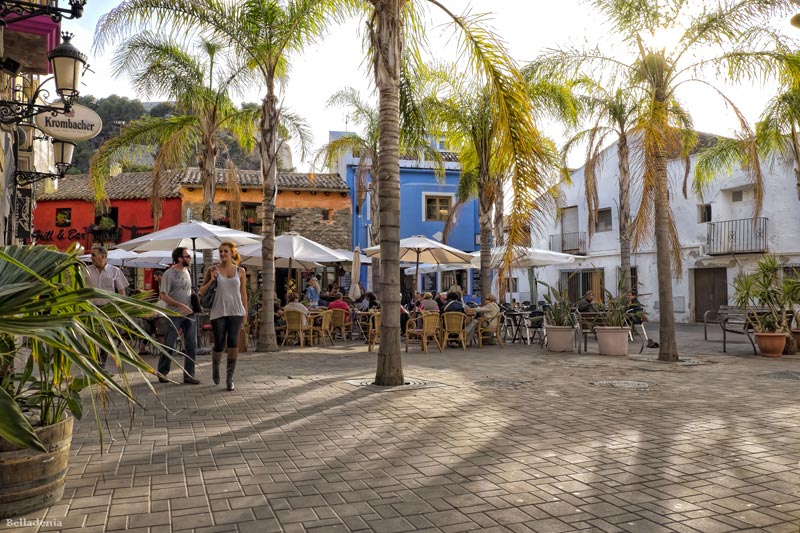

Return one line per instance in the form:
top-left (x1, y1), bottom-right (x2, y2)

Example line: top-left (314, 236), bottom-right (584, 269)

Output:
top-left (157, 246), bottom-right (200, 384)
top-left (86, 245), bottom-right (129, 368)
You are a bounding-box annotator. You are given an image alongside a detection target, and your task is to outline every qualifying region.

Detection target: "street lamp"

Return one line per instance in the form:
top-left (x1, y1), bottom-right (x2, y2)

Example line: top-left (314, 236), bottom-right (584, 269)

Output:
top-left (0, 32), bottom-right (87, 124)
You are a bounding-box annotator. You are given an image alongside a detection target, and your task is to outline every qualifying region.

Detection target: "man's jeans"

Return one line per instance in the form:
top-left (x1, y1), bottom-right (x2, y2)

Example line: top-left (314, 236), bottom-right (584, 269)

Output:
top-left (158, 315), bottom-right (198, 378)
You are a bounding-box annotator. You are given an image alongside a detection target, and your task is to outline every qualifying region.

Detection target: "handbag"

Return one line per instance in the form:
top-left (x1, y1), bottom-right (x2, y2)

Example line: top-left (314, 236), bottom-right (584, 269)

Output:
top-left (190, 291), bottom-right (203, 314)
top-left (200, 279), bottom-right (217, 308)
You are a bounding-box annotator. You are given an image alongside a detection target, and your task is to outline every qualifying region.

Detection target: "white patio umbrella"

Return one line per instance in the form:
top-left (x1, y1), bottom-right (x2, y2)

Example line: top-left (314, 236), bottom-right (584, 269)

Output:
top-left (348, 246), bottom-right (362, 300)
top-left (238, 232), bottom-right (350, 264)
top-left (469, 246), bottom-right (576, 269)
top-left (365, 235), bottom-right (474, 293)
top-left (239, 254), bottom-right (322, 269)
top-left (116, 221), bottom-right (262, 286)
top-left (124, 249), bottom-right (217, 269)
top-left (78, 248), bottom-right (140, 267)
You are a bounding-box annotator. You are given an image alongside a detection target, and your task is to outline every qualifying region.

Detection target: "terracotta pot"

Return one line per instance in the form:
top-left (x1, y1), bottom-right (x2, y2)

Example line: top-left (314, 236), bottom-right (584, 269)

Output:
top-left (595, 326), bottom-right (629, 356)
top-left (545, 325), bottom-right (575, 352)
top-left (0, 416), bottom-right (73, 518)
top-left (754, 332), bottom-right (786, 357)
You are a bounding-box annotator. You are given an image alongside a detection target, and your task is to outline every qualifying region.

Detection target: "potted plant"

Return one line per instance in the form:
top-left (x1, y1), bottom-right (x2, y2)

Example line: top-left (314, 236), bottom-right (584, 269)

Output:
top-left (539, 282), bottom-right (576, 352)
top-left (733, 256), bottom-right (794, 357)
top-left (594, 289), bottom-right (633, 356)
top-left (98, 216), bottom-right (116, 231)
top-left (0, 244), bottom-right (167, 518)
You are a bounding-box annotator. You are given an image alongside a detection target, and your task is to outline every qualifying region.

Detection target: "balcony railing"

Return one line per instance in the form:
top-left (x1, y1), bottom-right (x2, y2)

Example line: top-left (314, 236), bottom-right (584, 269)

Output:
top-left (549, 232), bottom-right (587, 255)
top-left (90, 228), bottom-right (122, 245)
top-left (706, 217), bottom-right (767, 255)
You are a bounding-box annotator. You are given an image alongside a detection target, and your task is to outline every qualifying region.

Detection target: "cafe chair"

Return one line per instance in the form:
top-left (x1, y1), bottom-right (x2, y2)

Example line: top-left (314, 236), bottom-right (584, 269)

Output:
top-left (311, 310), bottom-right (335, 347)
top-left (282, 310), bottom-right (313, 347)
top-left (441, 312), bottom-right (467, 350)
top-left (476, 315), bottom-right (504, 348)
top-left (368, 312), bottom-right (381, 352)
top-left (405, 312), bottom-right (442, 353)
top-left (330, 308), bottom-right (352, 340)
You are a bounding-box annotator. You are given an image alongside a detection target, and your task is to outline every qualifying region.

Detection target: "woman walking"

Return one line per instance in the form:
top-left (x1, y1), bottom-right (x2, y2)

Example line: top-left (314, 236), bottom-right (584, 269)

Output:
top-left (199, 241), bottom-right (247, 391)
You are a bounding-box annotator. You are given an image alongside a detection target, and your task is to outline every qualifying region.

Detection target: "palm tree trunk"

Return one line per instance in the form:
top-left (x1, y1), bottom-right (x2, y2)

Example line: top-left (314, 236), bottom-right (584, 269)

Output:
top-left (652, 93), bottom-right (678, 361)
top-left (618, 134), bottom-right (632, 296)
top-left (200, 128), bottom-right (217, 273)
top-left (478, 182), bottom-right (493, 299)
top-left (257, 91), bottom-right (279, 352)
top-left (369, 173), bottom-right (381, 294)
top-left (372, 0), bottom-right (404, 386)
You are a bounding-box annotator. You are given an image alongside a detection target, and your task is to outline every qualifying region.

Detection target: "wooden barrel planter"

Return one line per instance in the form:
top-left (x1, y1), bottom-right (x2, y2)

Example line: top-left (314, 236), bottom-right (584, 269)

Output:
top-left (0, 416), bottom-right (73, 519)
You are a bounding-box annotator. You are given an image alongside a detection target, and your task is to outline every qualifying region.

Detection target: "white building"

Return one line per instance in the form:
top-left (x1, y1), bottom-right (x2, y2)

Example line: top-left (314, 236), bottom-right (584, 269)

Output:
top-left (532, 139), bottom-right (800, 322)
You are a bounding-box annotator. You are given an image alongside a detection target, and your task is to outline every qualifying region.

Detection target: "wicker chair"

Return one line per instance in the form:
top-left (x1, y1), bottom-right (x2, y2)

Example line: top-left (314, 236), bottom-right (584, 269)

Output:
top-left (367, 312), bottom-right (381, 352)
top-left (311, 310), bottom-right (335, 347)
top-left (405, 312), bottom-right (442, 353)
top-left (441, 312), bottom-right (467, 350)
top-left (476, 314), bottom-right (504, 348)
top-left (330, 308), bottom-right (352, 340)
top-left (282, 310), bottom-right (313, 347)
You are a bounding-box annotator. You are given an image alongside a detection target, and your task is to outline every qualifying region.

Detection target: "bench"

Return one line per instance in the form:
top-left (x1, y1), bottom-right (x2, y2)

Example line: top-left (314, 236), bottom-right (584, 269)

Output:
top-left (577, 311), bottom-right (647, 354)
top-left (703, 305), bottom-right (740, 340)
top-left (717, 309), bottom-right (794, 355)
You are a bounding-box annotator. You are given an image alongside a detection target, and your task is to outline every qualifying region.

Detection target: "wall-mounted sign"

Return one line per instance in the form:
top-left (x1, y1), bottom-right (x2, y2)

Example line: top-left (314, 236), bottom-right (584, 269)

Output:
top-left (34, 103), bottom-right (102, 142)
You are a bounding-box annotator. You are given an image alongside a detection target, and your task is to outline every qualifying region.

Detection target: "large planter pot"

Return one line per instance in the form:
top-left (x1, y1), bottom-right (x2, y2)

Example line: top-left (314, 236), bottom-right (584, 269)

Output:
top-left (596, 326), bottom-right (629, 356)
top-left (754, 332), bottom-right (786, 358)
top-left (0, 416), bottom-right (73, 518)
top-left (546, 325), bottom-right (575, 352)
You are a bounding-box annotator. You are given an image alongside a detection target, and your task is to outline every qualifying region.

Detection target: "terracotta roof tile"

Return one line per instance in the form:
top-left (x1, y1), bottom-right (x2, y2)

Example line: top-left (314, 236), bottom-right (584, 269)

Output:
top-left (181, 168), bottom-right (349, 191)
top-left (36, 167), bottom-right (349, 201)
top-left (36, 170), bottom-right (185, 201)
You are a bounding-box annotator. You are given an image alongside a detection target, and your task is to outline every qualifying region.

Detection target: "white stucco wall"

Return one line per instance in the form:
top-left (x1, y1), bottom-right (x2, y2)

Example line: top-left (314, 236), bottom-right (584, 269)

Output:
top-left (532, 142), bottom-right (800, 322)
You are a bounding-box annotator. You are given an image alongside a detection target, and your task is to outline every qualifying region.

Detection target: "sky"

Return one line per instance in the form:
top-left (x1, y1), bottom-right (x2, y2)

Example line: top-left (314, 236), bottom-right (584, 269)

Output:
top-left (65, 0), bottom-right (798, 171)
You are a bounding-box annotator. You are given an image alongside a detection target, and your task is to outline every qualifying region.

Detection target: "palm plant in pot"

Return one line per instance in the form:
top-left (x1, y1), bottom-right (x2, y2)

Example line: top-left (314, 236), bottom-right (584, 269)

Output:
top-left (732, 256), bottom-right (794, 357)
top-left (594, 289), bottom-right (635, 356)
top-left (539, 282), bottom-right (576, 352)
top-left (0, 244), bottom-right (167, 518)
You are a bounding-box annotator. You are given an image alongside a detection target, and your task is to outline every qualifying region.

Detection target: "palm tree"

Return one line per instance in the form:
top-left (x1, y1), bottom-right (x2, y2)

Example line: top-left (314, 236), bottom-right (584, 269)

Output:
top-left (538, 0), bottom-right (796, 361)
top-left (363, 1), bottom-right (558, 384)
top-left (317, 86), bottom-right (441, 292)
top-left (419, 64), bottom-right (560, 299)
top-left (561, 84), bottom-right (642, 296)
top-left (89, 33), bottom-right (257, 230)
top-left (95, 0), bottom-right (331, 352)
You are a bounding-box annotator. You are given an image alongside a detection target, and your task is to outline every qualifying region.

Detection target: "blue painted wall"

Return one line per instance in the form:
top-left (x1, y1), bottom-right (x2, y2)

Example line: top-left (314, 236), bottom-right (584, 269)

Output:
top-left (345, 165), bottom-right (479, 253)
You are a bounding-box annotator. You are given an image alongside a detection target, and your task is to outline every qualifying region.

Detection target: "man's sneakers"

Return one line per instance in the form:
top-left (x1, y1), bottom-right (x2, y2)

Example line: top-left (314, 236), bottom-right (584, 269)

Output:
top-left (183, 375), bottom-right (201, 385)
top-left (646, 339), bottom-right (660, 348)
top-left (157, 376), bottom-right (169, 383)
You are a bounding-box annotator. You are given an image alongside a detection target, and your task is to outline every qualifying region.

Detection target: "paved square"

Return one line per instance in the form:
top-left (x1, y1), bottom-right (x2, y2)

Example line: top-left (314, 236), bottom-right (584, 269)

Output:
top-left (6, 324), bottom-right (800, 532)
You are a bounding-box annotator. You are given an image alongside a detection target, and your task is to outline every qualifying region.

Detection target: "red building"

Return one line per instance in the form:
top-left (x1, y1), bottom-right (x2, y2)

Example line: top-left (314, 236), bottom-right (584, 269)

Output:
top-left (33, 171), bottom-right (183, 251)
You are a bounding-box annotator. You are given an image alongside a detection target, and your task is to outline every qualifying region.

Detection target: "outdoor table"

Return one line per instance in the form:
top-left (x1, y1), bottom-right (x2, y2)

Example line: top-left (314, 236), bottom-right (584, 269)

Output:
top-left (503, 311), bottom-right (529, 344)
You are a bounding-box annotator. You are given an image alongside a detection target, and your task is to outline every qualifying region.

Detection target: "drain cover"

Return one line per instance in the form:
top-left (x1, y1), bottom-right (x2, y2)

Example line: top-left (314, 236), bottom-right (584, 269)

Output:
top-left (762, 371), bottom-right (800, 380)
top-left (591, 380), bottom-right (651, 390)
top-left (474, 379), bottom-right (534, 389)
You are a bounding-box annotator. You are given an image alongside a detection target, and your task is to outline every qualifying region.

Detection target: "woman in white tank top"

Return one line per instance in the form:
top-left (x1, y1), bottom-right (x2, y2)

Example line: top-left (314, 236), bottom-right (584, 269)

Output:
top-left (199, 241), bottom-right (248, 391)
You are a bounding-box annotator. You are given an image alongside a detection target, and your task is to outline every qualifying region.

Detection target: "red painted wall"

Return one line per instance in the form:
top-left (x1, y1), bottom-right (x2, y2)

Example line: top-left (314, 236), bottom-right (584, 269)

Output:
top-left (32, 198), bottom-right (183, 251)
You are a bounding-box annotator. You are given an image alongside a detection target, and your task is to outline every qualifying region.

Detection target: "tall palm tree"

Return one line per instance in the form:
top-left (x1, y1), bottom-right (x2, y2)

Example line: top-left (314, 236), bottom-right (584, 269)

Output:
top-left (95, 0), bottom-right (331, 352)
top-left (419, 64), bottom-right (560, 299)
top-left (561, 84), bottom-right (642, 296)
top-left (364, 1), bottom-right (558, 384)
top-left (89, 33), bottom-right (257, 230)
top-left (538, 0), bottom-right (796, 361)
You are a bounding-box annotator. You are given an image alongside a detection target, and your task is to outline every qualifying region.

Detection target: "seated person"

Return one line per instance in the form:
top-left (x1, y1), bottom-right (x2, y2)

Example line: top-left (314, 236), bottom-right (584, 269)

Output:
top-left (357, 291), bottom-right (380, 311)
top-left (435, 292), bottom-right (448, 313)
top-left (327, 292), bottom-right (351, 312)
top-left (626, 291), bottom-right (645, 323)
top-left (419, 292), bottom-right (439, 312)
top-left (284, 292), bottom-right (310, 325)
top-left (442, 291), bottom-right (468, 314)
top-left (576, 290), bottom-right (599, 313)
top-left (466, 294), bottom-right (500, 344)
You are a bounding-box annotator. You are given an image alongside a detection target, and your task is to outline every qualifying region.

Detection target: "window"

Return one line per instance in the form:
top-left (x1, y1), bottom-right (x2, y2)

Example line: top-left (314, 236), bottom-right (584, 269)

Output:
top-left (560, 269), bottom-right (605, 304)
top-left (784, 265), bottom-right (800, 280)
top-left (505, 277), bottom-right (519, 293)
top-left (698, 204), bottom-right (712, 223)
top-left (242, 203), bottom-right (260, 234)
top-left (425, 195), bottom-right (451, 222)
top-left (321, 209), bottom-right (334, 221)
top-left (275, 216), bottom-right (291, 236)
top-left (594, 208), bottom-right (612, 232)
top-left (55, 208), bottom-right (71, 227)
top-left (618, 266), bottom-right (639, 292)
top-left (732, 190), bottom-right (743, 202)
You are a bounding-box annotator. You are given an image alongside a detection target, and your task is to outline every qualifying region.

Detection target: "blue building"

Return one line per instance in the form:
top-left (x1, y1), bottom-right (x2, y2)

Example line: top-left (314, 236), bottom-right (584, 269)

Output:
top-left (332, 132), bottom-right (481, 298)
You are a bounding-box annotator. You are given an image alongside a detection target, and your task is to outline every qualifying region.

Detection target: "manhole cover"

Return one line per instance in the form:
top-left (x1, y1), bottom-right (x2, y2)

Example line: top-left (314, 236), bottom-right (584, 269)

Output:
top-left (591, 380), bottom-right (651, 390)
top-left (341, 378), bottom-right (446, 392)
top-left (474, 379), bottom-right (534, 389)
top-left (762, 371), bottom-right (800, 380)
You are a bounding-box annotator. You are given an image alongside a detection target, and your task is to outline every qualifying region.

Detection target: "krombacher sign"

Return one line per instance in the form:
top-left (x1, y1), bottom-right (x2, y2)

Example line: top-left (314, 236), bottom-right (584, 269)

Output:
top-left (34, 103), bottom-right (102, 142)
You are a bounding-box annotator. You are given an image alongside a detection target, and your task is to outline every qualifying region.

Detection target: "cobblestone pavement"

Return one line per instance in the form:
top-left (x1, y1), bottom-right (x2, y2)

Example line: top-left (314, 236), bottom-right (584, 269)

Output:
top-left (6, 323), bottom-right (800, 532)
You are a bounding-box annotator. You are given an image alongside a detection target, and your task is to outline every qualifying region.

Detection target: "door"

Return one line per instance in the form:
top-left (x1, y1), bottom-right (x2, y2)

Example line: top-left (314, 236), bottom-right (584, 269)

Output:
top-left (561, 206), bottom-right (579, 252)
top-left (693, 268), bottom-right (728, 322)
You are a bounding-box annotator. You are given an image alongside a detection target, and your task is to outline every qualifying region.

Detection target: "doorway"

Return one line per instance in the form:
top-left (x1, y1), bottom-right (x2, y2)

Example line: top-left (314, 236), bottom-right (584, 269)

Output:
top-left (693, 268), bottom-right (728, 322)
